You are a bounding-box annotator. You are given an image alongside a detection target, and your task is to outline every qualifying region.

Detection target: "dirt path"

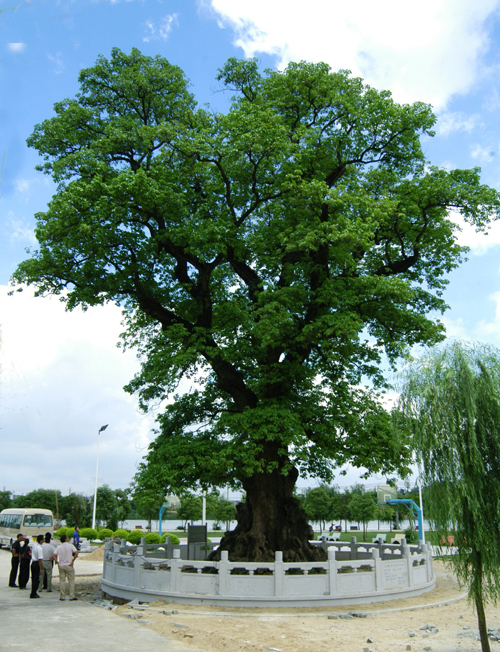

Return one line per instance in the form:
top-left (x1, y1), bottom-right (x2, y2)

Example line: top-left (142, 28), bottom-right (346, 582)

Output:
top-left (75, 560), bottom-right (500, 652)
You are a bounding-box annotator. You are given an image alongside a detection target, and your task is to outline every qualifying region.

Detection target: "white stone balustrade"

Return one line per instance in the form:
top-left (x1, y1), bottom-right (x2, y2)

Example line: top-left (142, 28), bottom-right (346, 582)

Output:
top-left (100, 536), bottom-right (435, 607)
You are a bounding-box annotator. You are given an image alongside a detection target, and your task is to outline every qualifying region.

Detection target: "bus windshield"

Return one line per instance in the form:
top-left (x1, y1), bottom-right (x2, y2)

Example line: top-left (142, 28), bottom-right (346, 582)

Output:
top-left (23, 513), bottom-right (53, 528)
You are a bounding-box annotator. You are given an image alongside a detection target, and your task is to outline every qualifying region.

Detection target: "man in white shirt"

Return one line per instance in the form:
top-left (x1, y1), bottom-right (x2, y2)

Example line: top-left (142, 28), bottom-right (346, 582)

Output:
top-left (53, 534), bottom-right (78, 601)
top-left (30, 534), bottom-right (44, 599)
top-left (40, 532), bottom-right (56, 592)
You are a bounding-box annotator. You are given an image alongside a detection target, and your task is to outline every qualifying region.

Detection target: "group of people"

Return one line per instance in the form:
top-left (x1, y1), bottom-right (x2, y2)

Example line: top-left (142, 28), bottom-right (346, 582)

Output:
top-left (9, 532), bottom-right (79, 600)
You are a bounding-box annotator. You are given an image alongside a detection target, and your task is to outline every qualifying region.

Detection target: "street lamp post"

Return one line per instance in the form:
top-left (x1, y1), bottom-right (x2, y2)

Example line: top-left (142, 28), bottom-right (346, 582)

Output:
top-left (92, 424), bottom-right (108, 531)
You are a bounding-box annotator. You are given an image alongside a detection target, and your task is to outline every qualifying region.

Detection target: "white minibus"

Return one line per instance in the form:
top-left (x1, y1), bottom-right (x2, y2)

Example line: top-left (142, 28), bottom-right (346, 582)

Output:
top-left (0, 508), bottom-right (54, 548)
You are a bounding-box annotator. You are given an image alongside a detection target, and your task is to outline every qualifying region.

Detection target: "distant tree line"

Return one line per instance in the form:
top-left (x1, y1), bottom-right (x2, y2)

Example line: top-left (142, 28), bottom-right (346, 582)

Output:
top-left (298, 483), bottom-right (423, 539)
top-left (0, 486), bottom-right (237, 532)
top-left (0, 486), bottom-right (131, 531)
top-left (128, 489), bottom-right (237, 531)
top-left (1, 483), bottom-right (422, 538)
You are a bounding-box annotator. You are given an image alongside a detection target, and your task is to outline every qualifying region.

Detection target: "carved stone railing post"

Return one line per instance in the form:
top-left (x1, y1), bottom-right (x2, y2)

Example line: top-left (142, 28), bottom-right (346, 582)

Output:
top-left (112, 542), bottom-right (121, 584)
top-left (425, 543), bottom-right (433, 581)
top-left (134, 551), bottom-right (141, 588)
top-left (170, 548), bottom-right (181, 593)
top-left (350, 536), bottom-right (357, 560)
top-left (218, 551), bottom-right (229, 596)
top-left (372, 547), bottom-right (381, 591)
top-left (402, 542), bottom-right (412, 586)
top-left (274, 551), bottom-right (284, 596)
top-left (328, 547), bottom-right (337, 595)
top-left (103, 540), bottom-right (112, 580)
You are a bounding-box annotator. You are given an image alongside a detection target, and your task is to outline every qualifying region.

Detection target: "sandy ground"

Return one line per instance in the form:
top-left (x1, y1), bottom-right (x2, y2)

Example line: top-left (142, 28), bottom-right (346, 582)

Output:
top-left (74, 559), bottom-right (500, 652)
top-left (85, 545), bottom-right (105, 561)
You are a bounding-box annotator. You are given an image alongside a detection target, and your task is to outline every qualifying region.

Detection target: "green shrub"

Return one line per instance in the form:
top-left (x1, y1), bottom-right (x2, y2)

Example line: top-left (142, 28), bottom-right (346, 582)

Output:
top-left (112, 528), bottom-right (129, 539)
top-left (160, 533), bottom-right (180, 545)
top-left (127, 530), bottom-right (145, 545)
top-left (96, 528), bottom-right (113, 540)
top-left (144, 532), bottom-right (160, 544)
top-left (403, 527), bottom-right (419, 544)
top-left (56, 527), bottom-right (74, 539)
top-left (80, 528), bottom-right (97, 540)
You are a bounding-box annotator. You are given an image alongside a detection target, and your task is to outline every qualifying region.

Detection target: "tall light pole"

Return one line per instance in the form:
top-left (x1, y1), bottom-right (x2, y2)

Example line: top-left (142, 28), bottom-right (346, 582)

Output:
top-left (92, 424), bottom-right (108, 531)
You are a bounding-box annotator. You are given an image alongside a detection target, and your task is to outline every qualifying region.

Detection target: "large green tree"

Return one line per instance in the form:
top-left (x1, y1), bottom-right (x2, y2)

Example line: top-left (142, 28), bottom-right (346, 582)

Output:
top-left (349, 491), bottom-right (377, 540)
top-left (0, 491), bottom-right (12, 512)
top-left (396, 342), bottom-right (500, 652)
top-left (94, 484), bottom-right (119, 530)
top-left (177, 493), bottom-right (203, 528)
top-left (129, 486), bottom-right (164, 531)
top-left (114, 488), bottom-right (132, 526)
top-left (64, 493), bottom-right (91, 528)
top-left (13, 488), bottom-right (62, 515)
top-left (207, 492), bottom-right (237, 530)
top-left (14, 48), bottom-right (500, 562)
top-left (302, 485), bottom-right (335, 531)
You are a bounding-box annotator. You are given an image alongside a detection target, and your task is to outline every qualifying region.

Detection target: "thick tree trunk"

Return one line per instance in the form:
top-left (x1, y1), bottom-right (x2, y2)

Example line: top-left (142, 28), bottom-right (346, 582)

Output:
top-left (210, 463), bottom-right (326, 562)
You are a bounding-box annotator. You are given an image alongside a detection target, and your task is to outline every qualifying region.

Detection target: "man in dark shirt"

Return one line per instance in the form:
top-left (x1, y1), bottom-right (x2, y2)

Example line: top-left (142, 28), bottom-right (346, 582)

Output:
top-left (18, 537), bottom-right (31, 589)
top-left (9, 533), bottom-right (24, 587)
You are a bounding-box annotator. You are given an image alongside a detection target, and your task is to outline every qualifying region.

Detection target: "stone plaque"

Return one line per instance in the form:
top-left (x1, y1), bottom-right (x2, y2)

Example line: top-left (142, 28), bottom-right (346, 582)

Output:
top-left (382, 560), bottom-right (408, 589)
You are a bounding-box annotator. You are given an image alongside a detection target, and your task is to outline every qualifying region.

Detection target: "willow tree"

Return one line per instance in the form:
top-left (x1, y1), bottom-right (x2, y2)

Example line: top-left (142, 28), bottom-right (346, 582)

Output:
top-left (397, 342), bottom-right (500, 652)
top-left (13, 48), bottom-right (500, 562)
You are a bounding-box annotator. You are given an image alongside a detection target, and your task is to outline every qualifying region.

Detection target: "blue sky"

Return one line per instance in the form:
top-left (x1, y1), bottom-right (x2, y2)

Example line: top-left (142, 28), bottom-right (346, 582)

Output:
top-left (2, 0), bottom-right (500, 497)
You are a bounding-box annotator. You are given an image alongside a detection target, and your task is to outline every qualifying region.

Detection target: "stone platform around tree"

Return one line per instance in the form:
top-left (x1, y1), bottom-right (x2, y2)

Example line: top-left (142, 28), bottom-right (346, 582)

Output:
top-left (101, 537), bottom-right (435, 608)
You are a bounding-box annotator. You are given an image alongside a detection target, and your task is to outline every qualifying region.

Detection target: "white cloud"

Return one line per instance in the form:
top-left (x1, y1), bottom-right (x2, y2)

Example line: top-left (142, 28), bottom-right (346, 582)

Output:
top-left (15, 179), bottom-right (31, 194)
top-left (47, 52), bottom-right (64, 74)
top-left (435, 111), bottom-right (480, 136)
top-left (13, 178), bottom-right (39, 198)
top-left (475, 290), bottom-right (500, 343)
top-left (4, 210), bottom-right (37, 246)
top-left (142, 13), bottom-right (178, 43)
top-left (205, 0), bottom-right (500, 108)
top-left (8, 43), bottom-right (26, 53)
top-left (484, 87), bottom-right (500, 111)
top-left (0, 286), bottom-right (155, 495)
top-left (452, 210), bottom-right (500, 254)
top-left (470, 143), bottom-right (495, 162)
top-left (438, 315), bottom-right (469, 340)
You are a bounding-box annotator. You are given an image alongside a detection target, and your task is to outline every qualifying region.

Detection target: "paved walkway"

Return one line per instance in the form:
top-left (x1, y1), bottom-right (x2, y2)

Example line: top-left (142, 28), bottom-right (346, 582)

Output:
top-left (0, 548), bottom-right (206, 651)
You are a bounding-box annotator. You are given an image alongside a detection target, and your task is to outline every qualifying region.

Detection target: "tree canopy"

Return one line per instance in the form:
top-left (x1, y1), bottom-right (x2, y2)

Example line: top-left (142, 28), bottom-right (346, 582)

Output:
top-left (349, 491), bottom-right (377, 540)
top-left (301, 485), bottom-right (337, 531)
top-left (0, 491), bottom-right (12, 512)
top-left (12, 488), bottom-right (62, 515)
top-left (94, 484), bottom-right (121, 530)
top-left (207, 492), bottom-right (237, 529)
top-left (396, 341), bottom-right (500, 652)
top-left (177, 493), bottom-right (203, 528)
top-left (14, 48), bottom-right (500, 560)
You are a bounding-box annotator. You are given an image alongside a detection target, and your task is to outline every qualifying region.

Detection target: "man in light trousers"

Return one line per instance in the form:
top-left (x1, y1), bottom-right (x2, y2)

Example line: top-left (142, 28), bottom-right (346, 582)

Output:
top-left (41, 532), bottom-right (55, 592)
top-left (53, 534), bottom-right (78, 601)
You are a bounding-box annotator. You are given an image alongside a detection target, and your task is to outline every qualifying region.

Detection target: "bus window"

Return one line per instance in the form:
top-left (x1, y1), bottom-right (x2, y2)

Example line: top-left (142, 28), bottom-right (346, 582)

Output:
top-left (23, 513), bottom-right (53, 528)
top-left (0, 513), bottom-right (22, 529)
